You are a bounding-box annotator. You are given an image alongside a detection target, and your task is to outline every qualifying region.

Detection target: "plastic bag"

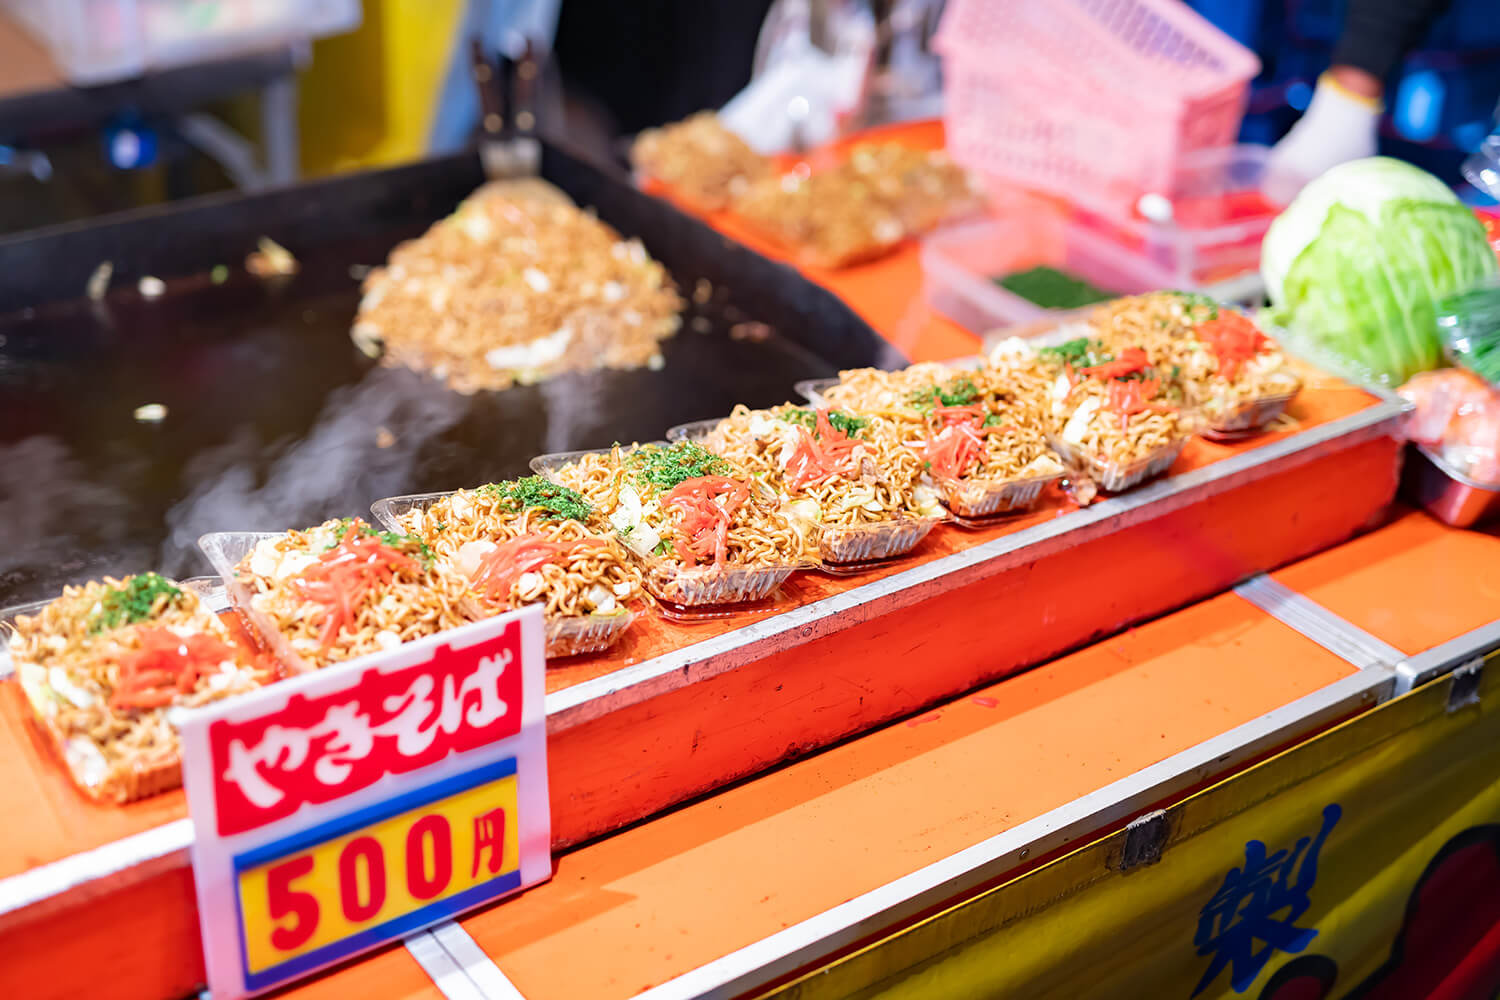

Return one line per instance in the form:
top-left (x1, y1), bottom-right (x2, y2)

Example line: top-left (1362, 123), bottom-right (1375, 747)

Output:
top-left (1438, 275), bottom-right (1500, 387)
top-left (1398, 368), bottom-right (1500, 485)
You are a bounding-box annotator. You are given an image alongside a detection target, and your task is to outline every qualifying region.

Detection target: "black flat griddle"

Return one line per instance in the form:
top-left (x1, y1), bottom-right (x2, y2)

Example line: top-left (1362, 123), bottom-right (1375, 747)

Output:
top-left (0, 143), bottom-right (903, 605)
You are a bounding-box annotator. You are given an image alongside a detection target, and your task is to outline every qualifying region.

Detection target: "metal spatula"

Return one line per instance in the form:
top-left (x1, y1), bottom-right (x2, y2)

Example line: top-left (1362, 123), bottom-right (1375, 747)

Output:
top-left (469, 37), bottom-right (570, 206)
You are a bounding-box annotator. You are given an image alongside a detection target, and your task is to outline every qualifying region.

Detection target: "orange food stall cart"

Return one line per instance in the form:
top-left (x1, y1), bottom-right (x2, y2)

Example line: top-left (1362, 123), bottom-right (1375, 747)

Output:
top-left (3, 121), bottom-right (1499, 1000)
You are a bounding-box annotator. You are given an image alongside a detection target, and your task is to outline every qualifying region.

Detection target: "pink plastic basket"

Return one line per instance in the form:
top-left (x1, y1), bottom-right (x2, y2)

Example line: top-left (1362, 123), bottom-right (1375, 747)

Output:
top-left (936, 0), bottom-right (1260, 220)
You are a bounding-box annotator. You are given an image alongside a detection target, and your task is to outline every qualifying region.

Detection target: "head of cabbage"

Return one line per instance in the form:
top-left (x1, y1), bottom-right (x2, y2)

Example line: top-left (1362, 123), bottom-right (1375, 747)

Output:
top-left (1262, 156), bottom-right (1497, 386)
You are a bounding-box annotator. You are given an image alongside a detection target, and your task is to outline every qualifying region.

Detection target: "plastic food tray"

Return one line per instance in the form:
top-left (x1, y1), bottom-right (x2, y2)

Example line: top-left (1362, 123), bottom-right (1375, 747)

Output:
top-left (531, 446), bottom-right (800, 614)
top-left (370, 489), bottom-right (640, 659)
top-left (1047, 435), bottom-right (1188, 493)
top-left (793, 356), bottom-right (987, 408)
top-left (198, 530), bottom-right (318, 675)
top-left (0, 576), bottom-right (231, 803)
top-left (1403, 445), bottom-right (1500, 529)
top-left (818, 517), bottom-right (938, 568)
top-left (937, 471), bottom-right (1061, 521)
top-left (664, 416), bottom-right (944, 568)
top-left (1201, 389), bottom-right (1299, 441)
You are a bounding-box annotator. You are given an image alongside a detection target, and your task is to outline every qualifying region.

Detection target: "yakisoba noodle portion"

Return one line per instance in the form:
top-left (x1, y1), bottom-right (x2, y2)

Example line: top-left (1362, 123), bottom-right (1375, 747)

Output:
top-left (704, 405), bottom-right (944, 530)
top-left (1088, 292), bottom-right (1302, 421)
top-left (392, 478), bottom-right (642, 620)
top-left (818, 362), bottom-right (962, 414)
top-left (816, 366), bottom-right (1062, 487)
top-left (631, 111), bottom-right (771, 211)
top-left (354, 182), bottom-right (683, 394)
top-left (8, 574), bottom-right (267, 802)
top-left (237, 518), bottom-right (472, 669)
top-left (546, 442), bottom-right (811, 569)
top-left (1037, 337), bottom-right (1197, 465)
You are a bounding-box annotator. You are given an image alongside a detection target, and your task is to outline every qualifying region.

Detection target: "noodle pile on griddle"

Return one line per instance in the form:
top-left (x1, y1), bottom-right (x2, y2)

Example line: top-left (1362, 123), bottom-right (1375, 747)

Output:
top-left (354, 182), bottom-right (683, 394)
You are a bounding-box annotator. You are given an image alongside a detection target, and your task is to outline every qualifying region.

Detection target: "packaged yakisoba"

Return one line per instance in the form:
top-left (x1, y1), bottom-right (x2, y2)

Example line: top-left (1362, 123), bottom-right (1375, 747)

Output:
top-left (372, 476), bottom-right (643, 658)
top-left (805, 367), bottom-right (1065, 522)
top-left (532, 441), bottom-right (809, 614)
top-left (201, 518), bottom-right (476, 673)
top-left (1088, 292), bottom-right (1301, 439)
top-left (1033, 335), bottom-right (1197, 492)
top-left (670, 404), bottom-right (947, 565)
top-left (2, 574), bottom-right (269, 803)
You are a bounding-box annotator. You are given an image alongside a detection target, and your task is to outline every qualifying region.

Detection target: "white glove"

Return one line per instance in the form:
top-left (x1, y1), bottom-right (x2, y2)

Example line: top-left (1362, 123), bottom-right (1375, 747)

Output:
top-left (717, 0), bottom-right (875, 155)
top-left (1266, 73), bottom-right (1382, 200)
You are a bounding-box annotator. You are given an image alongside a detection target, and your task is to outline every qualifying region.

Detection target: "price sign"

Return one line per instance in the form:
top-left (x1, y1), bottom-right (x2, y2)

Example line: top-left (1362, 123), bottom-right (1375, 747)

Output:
top-left (178, 607), bottom-right (550, 998)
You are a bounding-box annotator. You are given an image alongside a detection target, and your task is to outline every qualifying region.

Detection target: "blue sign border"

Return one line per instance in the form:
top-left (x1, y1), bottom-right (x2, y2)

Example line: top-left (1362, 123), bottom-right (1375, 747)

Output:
top-left (233, 756), bottom-right (520, 993)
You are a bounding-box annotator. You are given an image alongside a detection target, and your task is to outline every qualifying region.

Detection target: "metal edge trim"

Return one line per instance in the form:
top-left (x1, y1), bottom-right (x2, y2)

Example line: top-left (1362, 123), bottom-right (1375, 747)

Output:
top-left (429, 921), bottom-right (530, 1000)
top-left (1234, 575), bottom-right (1406, 671)
top-left (0, 817), bottom-right (193, 929)
top-left (406, 930), bottom-right (489, 1000)
top-left (1396, 619), bottom-right (1500, 695)
top-left (546, 400), bottom-right (1404, 724)
top-left (627, 668), bottom-right (1393, 1000)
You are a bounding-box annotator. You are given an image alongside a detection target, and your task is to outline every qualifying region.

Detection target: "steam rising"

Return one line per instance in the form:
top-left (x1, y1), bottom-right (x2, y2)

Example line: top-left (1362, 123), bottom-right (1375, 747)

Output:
top-left (160, 368), bottom-right (467, 578)
top-left (0, 436), bottom-right (154, 602)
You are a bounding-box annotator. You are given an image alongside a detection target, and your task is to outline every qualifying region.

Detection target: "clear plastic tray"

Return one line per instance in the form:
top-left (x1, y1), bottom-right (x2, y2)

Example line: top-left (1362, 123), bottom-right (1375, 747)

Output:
top-left (371, 489), bottom-right (640, 659)
top-left (531, 446), bottom-right (802, 614)
top-left (1201, 389), bottom-right (1299, 441)
top-left (1, 575), bottom-right (236, 803)
top-left (921, 215), bottom-right (1176, 334)
top-left (664, 416), bottom-right (943, 569)
top-left (641, 558), bottom-right (795, 617)
top-left (544, 611), bottom-right (639, 657)
top-left (818, 517), bottom-right (937, 569)
top-left (1046, 435), bottom-right (1188, 493)
top-left (793, 356), bottom-right (988, 408)
top-left (198, 530), bottom-right (314, 674)
top-left (664, 418), bottom-right (723, 444)
top-left (936, 471), bottom-right (1061, 522)
top-left (528, 442), bottom-right (670, 480)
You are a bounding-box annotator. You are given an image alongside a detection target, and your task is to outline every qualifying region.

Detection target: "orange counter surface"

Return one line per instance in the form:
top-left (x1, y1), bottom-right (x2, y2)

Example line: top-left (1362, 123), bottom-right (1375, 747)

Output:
top-left (450, 591), bottom-right (1365, 1000)
top-left (1272, 507), bottom-right (1500, 657)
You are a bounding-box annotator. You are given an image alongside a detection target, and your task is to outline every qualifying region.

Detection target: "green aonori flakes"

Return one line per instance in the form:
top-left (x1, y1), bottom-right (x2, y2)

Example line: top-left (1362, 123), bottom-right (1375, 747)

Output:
top-left (630, 441), bottom-right (731, 491)
top-left (481, 477), bottom-right (593, 522)
top-left (93, 573), bottom-right (182, 632)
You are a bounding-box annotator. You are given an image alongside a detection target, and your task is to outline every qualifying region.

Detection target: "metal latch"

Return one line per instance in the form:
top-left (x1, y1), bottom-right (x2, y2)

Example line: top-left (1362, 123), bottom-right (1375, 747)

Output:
top-left (1447, 657), bottom-right (1484, 713)
top-left (1119, 810), bottom-right (1170, 871)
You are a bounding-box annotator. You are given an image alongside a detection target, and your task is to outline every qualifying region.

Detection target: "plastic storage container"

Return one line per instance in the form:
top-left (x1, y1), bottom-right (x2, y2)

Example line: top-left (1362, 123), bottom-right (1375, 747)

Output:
top-left (935, 0), bottom-right (1259, 220)
top-left (3, 0), bottom-right (361, 85)
top-left (1072, 144), bottom-right (1297, 288)
top-left (921, 216), bottom-right (1176, 334)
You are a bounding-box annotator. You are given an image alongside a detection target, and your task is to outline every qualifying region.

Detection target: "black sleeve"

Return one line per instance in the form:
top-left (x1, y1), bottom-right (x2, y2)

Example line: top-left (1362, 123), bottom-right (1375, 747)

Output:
top-left (1331, 0), bottom-right (1455, 80)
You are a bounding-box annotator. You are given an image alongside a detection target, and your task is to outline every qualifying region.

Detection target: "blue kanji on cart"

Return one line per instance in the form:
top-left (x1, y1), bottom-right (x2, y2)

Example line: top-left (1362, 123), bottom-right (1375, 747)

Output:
top-left (1192, 804), bottom-right (1343, 996)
